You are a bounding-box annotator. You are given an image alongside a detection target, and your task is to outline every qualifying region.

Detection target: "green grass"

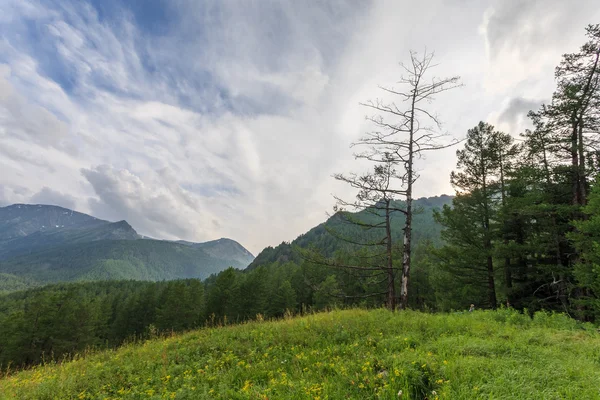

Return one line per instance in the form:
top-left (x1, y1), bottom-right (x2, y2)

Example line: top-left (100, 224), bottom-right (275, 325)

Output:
top-left (1, 308), bottom-right (599, 399)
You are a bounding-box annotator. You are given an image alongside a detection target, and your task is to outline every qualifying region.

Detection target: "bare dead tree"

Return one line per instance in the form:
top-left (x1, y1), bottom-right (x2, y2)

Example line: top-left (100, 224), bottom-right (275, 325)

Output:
top-left (349, 50), bottom-right (461, 310)
top-left (331, 158), bottom-right (407, 310)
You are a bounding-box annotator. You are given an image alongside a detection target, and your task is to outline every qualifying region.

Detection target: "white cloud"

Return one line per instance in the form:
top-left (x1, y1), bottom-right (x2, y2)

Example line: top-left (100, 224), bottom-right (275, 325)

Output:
top-left (30, 187), bottom-right (76, 209)
top-left (480, 0), bottom-right (600, 95)
top-left (82, 164), bottom-right (228, 241)
top-left (0, 64), bottom-right (69, 147)
top-left (0, 0), bottom-right (598, 253)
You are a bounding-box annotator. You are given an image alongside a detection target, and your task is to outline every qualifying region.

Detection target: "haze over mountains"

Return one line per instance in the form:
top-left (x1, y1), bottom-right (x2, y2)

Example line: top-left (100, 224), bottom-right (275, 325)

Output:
top-left (0, 204), bottom-right (254, 292)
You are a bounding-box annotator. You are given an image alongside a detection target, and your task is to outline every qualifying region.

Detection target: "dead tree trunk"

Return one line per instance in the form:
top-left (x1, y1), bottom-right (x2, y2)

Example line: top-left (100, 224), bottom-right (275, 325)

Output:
top-left (358, 51), bottom-right (461, 310)
top-left (385, 199), bottom-right (396, 310)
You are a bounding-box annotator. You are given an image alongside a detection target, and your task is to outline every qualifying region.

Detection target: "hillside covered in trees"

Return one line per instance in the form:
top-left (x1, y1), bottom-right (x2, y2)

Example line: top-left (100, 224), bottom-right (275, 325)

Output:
top-left (0, 204), bottom-right (254, 292)
top-left (248, 195), bottom-right (452, 269)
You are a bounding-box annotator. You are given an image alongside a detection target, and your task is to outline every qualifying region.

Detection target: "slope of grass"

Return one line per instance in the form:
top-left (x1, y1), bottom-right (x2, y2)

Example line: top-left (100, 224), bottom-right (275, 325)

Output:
top-left (1, 308), bottom-right (599, 399)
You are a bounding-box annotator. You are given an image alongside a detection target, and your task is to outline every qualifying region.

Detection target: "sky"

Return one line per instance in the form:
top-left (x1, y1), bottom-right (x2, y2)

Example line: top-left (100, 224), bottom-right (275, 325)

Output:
top-left (0, 0), bottom-right (599, 254)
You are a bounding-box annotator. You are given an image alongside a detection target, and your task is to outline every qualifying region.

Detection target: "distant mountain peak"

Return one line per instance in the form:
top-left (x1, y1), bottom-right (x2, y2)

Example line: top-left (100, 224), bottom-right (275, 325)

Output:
top-left (176, 237), bottom-right (254, 266)
top-left (0, 203), bottom-right (108, 241)
top-left (0, 203), bottom-right (256, 290)
top-left (111, 220), bottom-right (135, 230)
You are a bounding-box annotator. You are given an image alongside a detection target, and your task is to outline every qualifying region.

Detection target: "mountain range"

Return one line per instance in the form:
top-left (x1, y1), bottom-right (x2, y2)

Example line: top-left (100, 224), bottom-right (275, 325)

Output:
top-left (248, 195), bottom-right (453, 269)
top-left (0, 204), bottom-right (254, 292)
top-left (0, 195), bottom-right (451, 293)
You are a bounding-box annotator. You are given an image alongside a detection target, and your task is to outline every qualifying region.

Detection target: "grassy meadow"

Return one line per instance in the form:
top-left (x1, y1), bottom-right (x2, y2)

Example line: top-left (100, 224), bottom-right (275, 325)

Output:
top-left (1, 308), bottom-right (599, 399)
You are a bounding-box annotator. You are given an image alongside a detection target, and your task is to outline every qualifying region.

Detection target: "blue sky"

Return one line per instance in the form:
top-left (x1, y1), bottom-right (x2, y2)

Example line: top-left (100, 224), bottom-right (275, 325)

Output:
top-left (0, 0), bottom-right (598, 253)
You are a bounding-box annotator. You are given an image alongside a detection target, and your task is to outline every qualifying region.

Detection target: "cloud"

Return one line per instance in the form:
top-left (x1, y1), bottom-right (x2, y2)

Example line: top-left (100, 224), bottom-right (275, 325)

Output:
top-left (0, 186), bottom-right (9, 207)
top-left (81, 165), bottom-right (221, 241)
top-left (0, 142), bottom-right (56, 173)
top-left (480, 0), bottom-right (600, 93)
top-left (0, 184), bottom-right (32, 207)
top-left (0, 0), bottom-right (598, 254)
top-left (30, 187), bottom-right (76, 209)
top-left (496, 97), bottom-right (541, 133)
top-left (0, 64), bottom-right (69, 147)
top-left (482, 0), bottom-right (596, 59)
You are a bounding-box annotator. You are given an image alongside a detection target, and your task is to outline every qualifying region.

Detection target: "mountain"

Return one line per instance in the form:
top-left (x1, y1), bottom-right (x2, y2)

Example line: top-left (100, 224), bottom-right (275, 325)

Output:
top-left (0, 239), bottom-right (244, 284)
top-left (0, 204), bottom-right (254, 292)
top-left (178, 238), bottom-right (255, 267)
top-left (0, 204), bottom-right (106, 240)
top-left (248, 195), bottom-right (453, 269)
top-left (0, 219), bottom-right (139, 260)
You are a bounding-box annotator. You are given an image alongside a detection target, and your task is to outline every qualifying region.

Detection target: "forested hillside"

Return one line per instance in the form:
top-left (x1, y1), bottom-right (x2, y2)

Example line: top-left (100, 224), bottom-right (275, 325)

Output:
top-left (0, 239), bottom-right (243, 285)
top-left (0, 273), bottom-right (32, 294)
top-left (0, 280), bottom-right (205, 367)
top-left (179, 238), bottom-right (255, 267)
top-left (249, 195), bottom-right (452, 269)
top-left (0, 260), bottom-right (307, 368)
top-left (0, 219), bottom-right (139, 260)
top-left (0, 205), bottom-right (254, 292)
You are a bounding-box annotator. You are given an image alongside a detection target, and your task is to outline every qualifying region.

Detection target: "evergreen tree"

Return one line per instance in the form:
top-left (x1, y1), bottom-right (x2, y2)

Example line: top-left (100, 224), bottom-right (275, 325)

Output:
top-left (205, 268), bottom-right (240, 323)
top-left (269, 280), bottom-right (297, 317)
top-left (535, 24), bottom-right (600, 206)
top-left (238, 266), bottom-right (269, 319)
top-left (313, 275), bottom-right (342, 310)
top-left (445, 122), bottom-right (502, 307)
top-left (569, 176), bottom-right (600, 319)
top-left (434, 192), bottom-right (495, 308)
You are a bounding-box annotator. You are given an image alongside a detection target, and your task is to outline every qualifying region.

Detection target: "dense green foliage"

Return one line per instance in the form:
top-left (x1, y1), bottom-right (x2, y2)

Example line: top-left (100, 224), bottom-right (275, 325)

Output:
top-left (0, 273), bottom-right (32, 295)
top-left (570, 177), bottom-right (600, 319)
top-left (1, 308), bottom-right (599, 399)
top-left (432, 126), bottom-right (599, 315)
top-left (0, 259), bottom-right (328, 369)
top-left (420, 26), bottom-right (600, 317)
top-left (0, 280), bottom-right (205, 368)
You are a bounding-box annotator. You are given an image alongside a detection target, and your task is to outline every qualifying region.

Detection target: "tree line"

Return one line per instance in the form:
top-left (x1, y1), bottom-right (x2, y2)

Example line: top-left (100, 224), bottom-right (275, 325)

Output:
top-left (316, 23), bottom-right (599, 316)
top-left (0, 243), bottom-right (444, 370)
top-left (434, 24), bottom-right (600, 318)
